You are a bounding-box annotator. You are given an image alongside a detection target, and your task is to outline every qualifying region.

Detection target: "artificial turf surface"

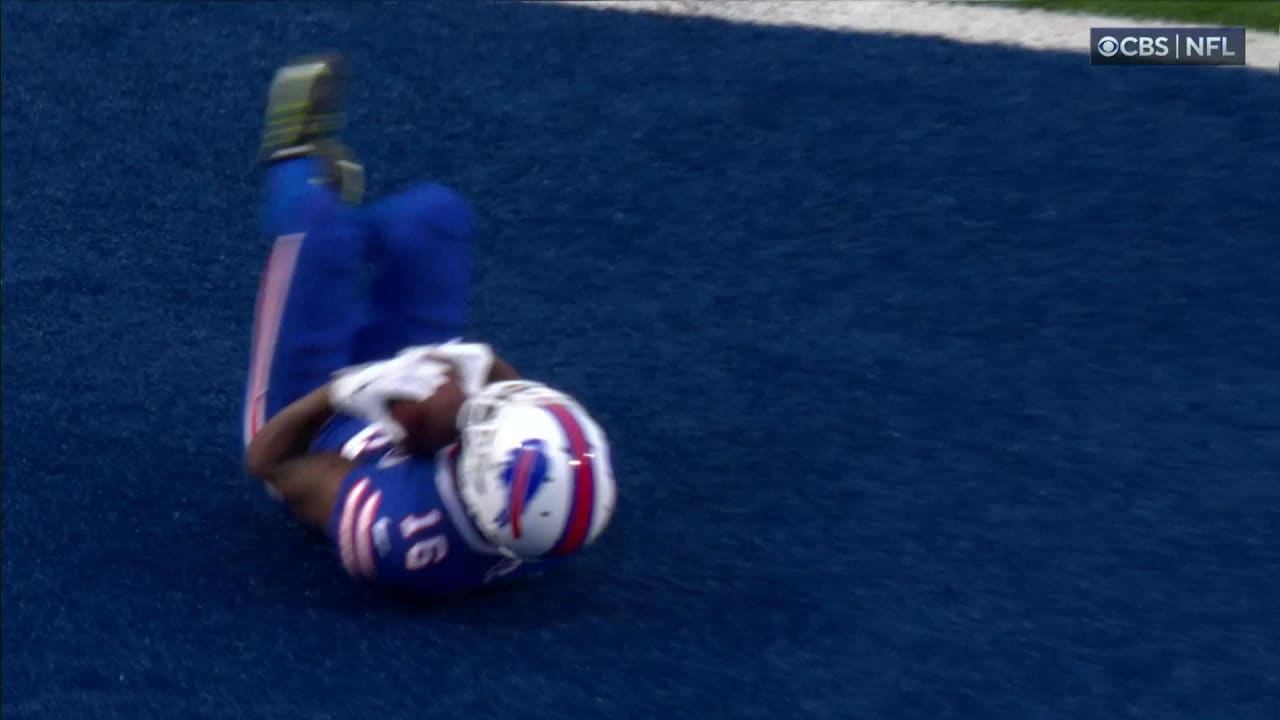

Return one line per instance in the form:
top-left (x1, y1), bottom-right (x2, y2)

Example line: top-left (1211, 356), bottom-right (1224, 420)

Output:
top-left (3, 2), bottom-right (1277, 718)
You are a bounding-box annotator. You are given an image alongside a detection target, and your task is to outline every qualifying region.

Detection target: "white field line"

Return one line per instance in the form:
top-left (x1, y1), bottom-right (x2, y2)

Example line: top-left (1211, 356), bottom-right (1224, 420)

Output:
top-left (559, 0), bottom-right (1279, 73)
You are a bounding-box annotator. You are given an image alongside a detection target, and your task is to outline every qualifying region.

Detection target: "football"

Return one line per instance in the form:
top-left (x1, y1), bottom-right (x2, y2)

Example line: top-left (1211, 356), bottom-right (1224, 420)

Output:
top-left (388, 371), bottom-right (467, 456)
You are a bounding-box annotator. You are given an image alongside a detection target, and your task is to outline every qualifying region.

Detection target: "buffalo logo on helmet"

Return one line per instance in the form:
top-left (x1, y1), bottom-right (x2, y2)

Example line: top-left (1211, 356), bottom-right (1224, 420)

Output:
top-left (493, 439), bottom-right (551, 538)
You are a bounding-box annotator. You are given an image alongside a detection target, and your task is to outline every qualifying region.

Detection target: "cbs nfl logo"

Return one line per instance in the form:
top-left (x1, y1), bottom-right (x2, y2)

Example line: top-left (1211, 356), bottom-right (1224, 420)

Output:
top-left (1091, 27), bottom-right (1246, 65)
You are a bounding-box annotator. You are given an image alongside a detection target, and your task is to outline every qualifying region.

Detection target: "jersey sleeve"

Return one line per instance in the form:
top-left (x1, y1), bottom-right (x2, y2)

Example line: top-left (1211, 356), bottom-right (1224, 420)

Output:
top-left (330, 470), bottom-right (451, 586)
top-left (333, 475), bottom-right (390, 580)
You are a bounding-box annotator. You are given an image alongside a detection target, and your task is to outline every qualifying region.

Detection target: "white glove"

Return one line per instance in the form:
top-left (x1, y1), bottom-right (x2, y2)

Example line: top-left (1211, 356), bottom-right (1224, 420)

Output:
top-left (329, 354), bottom-right (453, 440)
top-left (394, 340), bottom-right (494, 397)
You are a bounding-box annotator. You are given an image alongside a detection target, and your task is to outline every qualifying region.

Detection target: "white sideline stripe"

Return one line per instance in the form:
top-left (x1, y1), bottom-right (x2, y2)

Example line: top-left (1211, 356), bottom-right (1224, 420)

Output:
top-left (559, 0), bottom-right (1279, 73)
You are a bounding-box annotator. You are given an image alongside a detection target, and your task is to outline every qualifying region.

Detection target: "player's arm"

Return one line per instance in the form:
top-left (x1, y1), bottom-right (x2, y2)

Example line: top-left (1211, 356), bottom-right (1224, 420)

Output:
top-left (245, 382), bottom-right (339, 480)
top-left (246, 355), bottom-right (450, 527)
top-left (488, 353), bottom-right (521, 383)
top-left (245, 382), bottom-right (353, 530)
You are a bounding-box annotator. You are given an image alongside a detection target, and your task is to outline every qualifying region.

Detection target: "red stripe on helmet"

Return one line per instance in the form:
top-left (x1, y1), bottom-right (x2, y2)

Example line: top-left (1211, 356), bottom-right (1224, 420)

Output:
top-left (544, 404), bottom-right (595, 556)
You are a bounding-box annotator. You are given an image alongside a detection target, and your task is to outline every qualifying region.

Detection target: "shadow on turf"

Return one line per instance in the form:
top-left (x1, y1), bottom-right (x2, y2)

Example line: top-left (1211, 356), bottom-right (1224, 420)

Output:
top-left (310, 567), bottom-right (624, 633)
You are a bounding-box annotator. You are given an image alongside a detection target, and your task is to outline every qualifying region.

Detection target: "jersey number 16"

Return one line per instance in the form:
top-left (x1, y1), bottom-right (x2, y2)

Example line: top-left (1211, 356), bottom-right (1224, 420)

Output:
top-left (401, 510), bottom-right (449, 570)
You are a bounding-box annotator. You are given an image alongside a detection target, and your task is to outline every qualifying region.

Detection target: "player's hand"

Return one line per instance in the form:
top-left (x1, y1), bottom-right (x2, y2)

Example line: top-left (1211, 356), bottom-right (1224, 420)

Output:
top-left (395, 341), bottom-right (494, 396)
top-left (329, 354), bottom-right (452, 440)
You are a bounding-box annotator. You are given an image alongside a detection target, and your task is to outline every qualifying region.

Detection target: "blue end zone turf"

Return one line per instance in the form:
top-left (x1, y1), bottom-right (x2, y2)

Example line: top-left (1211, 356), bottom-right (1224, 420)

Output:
top-left (2, 2), bottom-right (1276, 719)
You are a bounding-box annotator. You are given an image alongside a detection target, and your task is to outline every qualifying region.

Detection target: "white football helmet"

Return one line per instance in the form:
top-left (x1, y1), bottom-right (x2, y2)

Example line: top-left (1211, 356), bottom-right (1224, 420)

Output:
top-left (455, 381), bottom-right (617, 560)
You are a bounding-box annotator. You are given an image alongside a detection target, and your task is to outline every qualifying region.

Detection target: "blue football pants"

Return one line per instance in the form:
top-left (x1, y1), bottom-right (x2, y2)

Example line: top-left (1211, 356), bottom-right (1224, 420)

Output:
top-left (242, 157), bottom-right (476, 447)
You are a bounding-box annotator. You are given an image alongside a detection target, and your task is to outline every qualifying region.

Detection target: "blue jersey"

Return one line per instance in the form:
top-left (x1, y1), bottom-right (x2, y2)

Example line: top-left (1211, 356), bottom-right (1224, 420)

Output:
top-left (312, 415), bottom-right (560, 597)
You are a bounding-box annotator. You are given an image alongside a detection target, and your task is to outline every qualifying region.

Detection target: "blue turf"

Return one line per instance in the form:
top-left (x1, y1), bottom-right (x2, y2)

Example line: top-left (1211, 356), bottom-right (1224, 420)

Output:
top-left (3, 2), bottom-right (1277, 718)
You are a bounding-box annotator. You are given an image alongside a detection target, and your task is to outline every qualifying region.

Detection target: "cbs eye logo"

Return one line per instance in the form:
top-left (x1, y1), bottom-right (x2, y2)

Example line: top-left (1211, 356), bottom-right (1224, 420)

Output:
top-left (1096, 35), bottom-right (1121, 57)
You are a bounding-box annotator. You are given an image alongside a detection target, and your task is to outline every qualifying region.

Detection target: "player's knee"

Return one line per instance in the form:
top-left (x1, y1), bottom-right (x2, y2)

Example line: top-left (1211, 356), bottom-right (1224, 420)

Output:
top-left (398, 183), bottom-right (476, 244)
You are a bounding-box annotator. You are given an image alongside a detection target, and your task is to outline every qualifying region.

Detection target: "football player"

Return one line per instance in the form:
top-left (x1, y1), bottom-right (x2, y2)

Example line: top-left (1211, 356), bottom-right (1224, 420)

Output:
top-left (241, 56), bottom-right (617, 598)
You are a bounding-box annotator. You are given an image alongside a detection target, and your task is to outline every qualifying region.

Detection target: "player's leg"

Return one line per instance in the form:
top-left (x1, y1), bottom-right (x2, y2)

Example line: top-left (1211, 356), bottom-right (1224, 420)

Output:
top-left (243, 56), bottom-right (371, 448)
top-left (351, 183), bottom-right (477, 363)
top-left (243, 161), bottom-right (368, 447)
